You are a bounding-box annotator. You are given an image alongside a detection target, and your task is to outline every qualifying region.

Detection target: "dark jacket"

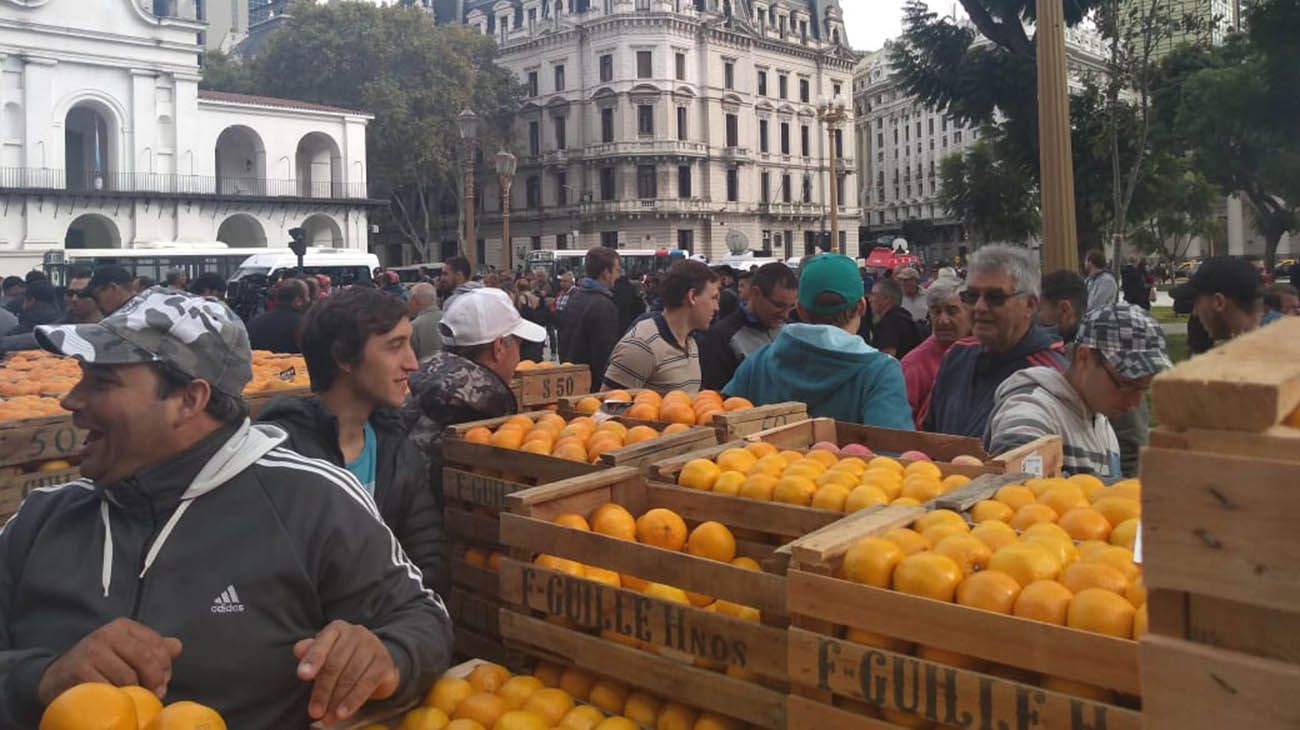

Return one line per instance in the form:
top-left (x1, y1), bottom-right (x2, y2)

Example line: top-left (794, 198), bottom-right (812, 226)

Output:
top-left (717, 286), bottom-right (740, 321)
top-left (612, 277), bottom-right (645, 335)
top-left (923, 325), bottom-right (1069, 439)
top-left (15, 302), bottom-right (61, 335)
top-left (559, 279), bottom-right (620, 385)
top-left (870, 305), bottom-right (922, 359)
top-left (256, 397), bottom-right (450, 597)
top-left (246, 307), bottom-right (304, 353)
top-left (0, 422), bottom-right (451, 729)
top-left (699, 306), bottom-right (780, 392)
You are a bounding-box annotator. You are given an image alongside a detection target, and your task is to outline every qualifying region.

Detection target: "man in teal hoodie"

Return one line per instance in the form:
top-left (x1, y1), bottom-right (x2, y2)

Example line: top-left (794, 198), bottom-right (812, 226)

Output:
top-left (723, 254), bottom-right (913, 429)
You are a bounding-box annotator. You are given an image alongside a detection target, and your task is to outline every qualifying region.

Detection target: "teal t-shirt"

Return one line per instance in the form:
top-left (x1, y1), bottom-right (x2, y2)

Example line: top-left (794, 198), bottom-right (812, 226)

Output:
top-left (345, 422), bottom-right (378, 497)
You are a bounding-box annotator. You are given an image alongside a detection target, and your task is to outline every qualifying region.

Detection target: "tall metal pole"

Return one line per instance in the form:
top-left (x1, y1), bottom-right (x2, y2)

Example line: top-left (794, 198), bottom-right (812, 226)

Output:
top-left (1037, 0), bottom-right (1079, 272)
top-left (501, 177), bottom-right (514, 272)
top-left (828, 123), bottom-right (839, 254)
top-left (464, 138), bottom-right (477, 271)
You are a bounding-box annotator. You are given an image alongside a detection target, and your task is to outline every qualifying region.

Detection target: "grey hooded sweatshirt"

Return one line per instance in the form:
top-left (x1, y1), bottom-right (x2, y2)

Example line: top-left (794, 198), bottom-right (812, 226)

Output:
top-left (0, 420), bottom-right (453, 729)
top-left (984, 367), bottom-right (1123, 479)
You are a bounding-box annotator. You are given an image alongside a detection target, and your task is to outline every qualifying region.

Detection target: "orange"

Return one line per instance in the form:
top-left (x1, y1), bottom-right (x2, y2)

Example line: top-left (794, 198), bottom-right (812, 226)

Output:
top-left (626, 402), bottom-right (661, 421)
top-left (604, 390), bottom-right (632, 402)
top-left (744, 442), bottom-right (779, 459)
top-left (677, 459), bottom-right (722, 490)
top-left (622, 425), bottom-right (659, 445)
top-left (686, 521), bottom-right (737, 562)
top-left (956, 570), bottom-right (1021, 614)
top-left (519, 440), bottom-right (552, 455)
top-left (1059, 561), bottom-right (1130, 596)
top-left (144, 701), bottom-right (226, 730)
top-left (1009, 502), bottom-right (1059, 530)
top-left (535, 554), bottom-right (584, 576)
top-left (941, 473), bottom-right (972, 493)
top-left (803, 450), bottom-right (840, 469)
top-left (467, 663), bottom-right (511, 693)
top-left (900, 477), bottom-right (942, 502)
top-left (446, 721), bottom-right (487, 730)
top-left (970, 499), bottom-right (1015, 524)
top-left (662, 422), bottom-right (692, 435)
top-left (1022, 536), bottom-right (1079, 568)
top-left (1037, 484), bottom-right (1088, 517)
top-left (1067, 473), bottom-right (1108, 499)
top-left (454, 693), bottom-right (510, 728)
top-left (532, 662), bottom-right (563, 688)
top-left (877, 708), bottom-right (930, 728)
top-left (903, 460), bottom-right (942, 479)
top-left (622, 692), bottom-right (662, 726)
top-left (655, 702), bottom-right (699, 730)
top-left (811, 484), bottom-right (851, 511)
top-left (636, 508), bottom-right (688, 550)
top-left (1126, 576), bottom-right (1148, 608)
top-left (594, 719), bottom-right (638, 730)
top-left (1104, 479), bottom-right (1142, 500)
top-left (1090, 496), bottom-right (1141, 528)
top-left (660, 402), bottom-right (698, 425)
top-left (552, 441), bottom-right (590, 462)
top-left (1057, 507), bottom-right (1112, 541)
top-left (711, 471), bottom-right (746, 496)
top-left (893, 552), bottom-right (963, 602)
top-left (464, 427), bottom-right (493, 444)
top-left (1133, 603), bottom-right (1149, 638)
top-left (584, 565), bottom-right (622, 587)
top-left (712, 599), bottom-right (760, 622)
top-left (427, 676), bottom-right (476, 714)
top-left (558, 668), bottom-right (596, 701)
top-left (993, 484), bottom-right (1036, 511)
top-left (1021, 522), bottom-right (1072, 544)
top-left (1110, 518), bottom-right (1139, 550)
top-left (621, 573), bottom-right (650, 591)
top-left (970, 521), bottom-right (1019, 552)
top-left (553, 513), bottom-right (591, 531)
top-left (520, 688), bottom-right (573, 725)
top-left (398, 707), bottom-right (451, 730)
top-left (596, 420), bottom-right (628, 438)
top-left (463, 547), bottom-right (489, 569)
top-left (1083, 546), bottom-right (1140, 582)
top-left (492, 710), bottom-right (550, 730)
top-left (747, 454), bottom-right (786, 478)
top-left (587, 679), bottom-right (630, 714)
top-left (1013, 580), bottom-right (1074, 625)
top-left (121, 686), bottom-right (163, 728)
top-left (868, 456), bottom-right (905, 473)
top-left (844, 484), bottom-right (890, 513)
top-left (1067, 588), bottom-right (1136, 638)
top-left (882, 527), bottom-right (931, 556)
top-left (739, 474), bottom-right (778, 501)
top-left (586, 434), bottom-right (623, 463)
top-left (558, 706), bottom-right (606, 730)
top-left (732, 556), bottom-right (761, 571)
top-left (988, 542), bottom-right (1061, 587)
top-left (722, 396), bottom-right (753, 410)
top-left (590, 503), bottom-right (637, 540)
top-left (815, 470), bottom-right (858, 489)
top-left (931, 533), bottom-right (992, 576)
top-left (1040, 676), bottom-right (1116, 704)
top-left (490, 429), bottom-right (526, 450)
top-left (773, 476), bottom-right (817, 506)
top-left (920, 523), bottom-right (968, 547)
top-left (692, 713), bottom-right (742, 730)
top-left (643, 582), bottom-right (691, 605)
top-left (714, 448), bottom-right (758, 473)
top-left (844, 626), bottom-right (914, 653)
top-left (40, 683), bottom-right (137, 730)
top-left (497, 676), bottom-right (544, 709)
top-left (912, 509), bottom-right (968, 533)
top-left (504, 414), bottom-right (536, 431)
top-left (841, 536), bottom-right (904, 588)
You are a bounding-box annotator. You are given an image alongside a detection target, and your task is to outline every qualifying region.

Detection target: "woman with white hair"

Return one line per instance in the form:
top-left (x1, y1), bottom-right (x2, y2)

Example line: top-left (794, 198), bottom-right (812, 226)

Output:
top-left (899, 279), bottom-right (972, 428)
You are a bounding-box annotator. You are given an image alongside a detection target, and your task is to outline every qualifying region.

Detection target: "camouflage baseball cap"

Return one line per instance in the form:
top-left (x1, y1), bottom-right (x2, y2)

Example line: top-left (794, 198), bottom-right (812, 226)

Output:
top-left (34, 286), bottom-right (253, 397)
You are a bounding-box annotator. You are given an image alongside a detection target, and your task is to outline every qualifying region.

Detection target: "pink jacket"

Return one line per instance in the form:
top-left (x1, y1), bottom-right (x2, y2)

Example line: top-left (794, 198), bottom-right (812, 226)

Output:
top-left (900, 334), bottom-right (954, 429)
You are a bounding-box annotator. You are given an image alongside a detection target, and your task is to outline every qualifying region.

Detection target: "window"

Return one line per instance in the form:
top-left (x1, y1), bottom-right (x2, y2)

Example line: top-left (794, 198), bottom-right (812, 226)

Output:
top-left (527, 71), bottom-right (538, 97)
top-left (780, 122), bottom-right (790, 155)
top-left (800, 19), bottom-right (808, 42)
top-left (801, 125), bottom-right (810, 156)
top-left (637, 165), bottom-right (657, 199)
top-left (724, 61), bottom-right (734, 89)
top-left (726, 168), bottom-right (738, 201)
top-left (677, 165), bottom-right (691, 198)
top-left (835, 129), bottom-right (843, 158)
top-left (554, 65), bottom-right (565, 91)
top-left (525, 176), bottom-right (541, 207)
top-left (638, 105), bottom-right (654, 135)
top-left (599, 54), bottom-right (613, 82)
top-left (725, 114), bottom-right (738, 147)
top-left (929, 118), bottom-right (935, 135)
top-left (876, 132), bottom-right (883, 148)
top-left (528, 121), bottom-right (540, 156)
top-left (799, 78), bottom-right (809, 103)
top-left (676, 107), bottom-right (687, 141)
top-left (637, 50), bottom-right (652, 78)
top-left (556, 233), bottom-right (567, 250)
top-left (601, 108), bottom-right (614, 143)
top-left (675, 52), bottom-right (686, 81)
top-left (601, 231), bottom-right (618, 248)
top-left (677, 229), bottom-right (693, 252)
top-left (600, 167), bottom-right (615, 200)
top-left (531, 235), bottom-right (541, 251)
top-left (556, 171), bottom-right (568, 205)
top-left (760, 172), bottom-right (770, 203)
top-left (554, 116), bottom-right (566, 150)
top-left (778, 74), bottom-right (788, 99)
top-left (802, 174), bottom-right (812, 203)
top-left (758, 119), bottom-right (768, 152)
top-left (836, 175), bottom-right (845, 207)
top-left (781, 173), bottom-right (791, 203)
top-left (832, 81), bottom-right (841, 97)
top-left (757, 70), bottom-right (767, 96)
top-left (954, 130), bottom-right (963, 143)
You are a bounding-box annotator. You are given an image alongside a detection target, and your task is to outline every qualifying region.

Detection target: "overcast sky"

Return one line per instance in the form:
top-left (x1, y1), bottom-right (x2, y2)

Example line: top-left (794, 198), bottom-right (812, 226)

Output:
top-left (842, 2), bottom-right (967, 52)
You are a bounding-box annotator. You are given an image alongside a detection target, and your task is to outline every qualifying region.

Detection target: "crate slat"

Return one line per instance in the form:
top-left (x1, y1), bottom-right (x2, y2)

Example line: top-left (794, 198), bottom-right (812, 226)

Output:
top-left (785, 693), bottom-right (904, 730)
top-left (1141, 633), bottom-right (1300, 730)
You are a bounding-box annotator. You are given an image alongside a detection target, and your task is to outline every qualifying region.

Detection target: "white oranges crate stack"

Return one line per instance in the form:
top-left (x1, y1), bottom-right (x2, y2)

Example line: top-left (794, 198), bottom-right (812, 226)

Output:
top-left (1139, 318), bottom-right (1300, 730)
top-left (783, 471), bottom-right (1146, 730)
top-left (557, 388), bottom-right (810, 442)
top-left (497, 466), bottom-right (811, 730)
top-left (510, 361), bottom-right (592, 409)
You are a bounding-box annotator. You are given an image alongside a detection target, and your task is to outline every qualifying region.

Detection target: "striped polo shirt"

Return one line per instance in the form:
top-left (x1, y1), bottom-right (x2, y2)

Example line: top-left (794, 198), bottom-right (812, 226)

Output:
top-left (603, 313), bottom-right (701, 395)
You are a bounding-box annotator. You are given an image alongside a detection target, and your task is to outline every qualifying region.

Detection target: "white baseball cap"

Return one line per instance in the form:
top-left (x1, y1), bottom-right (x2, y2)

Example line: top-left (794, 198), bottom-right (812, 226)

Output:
top-left (440, 288), bottom-right (547, 347)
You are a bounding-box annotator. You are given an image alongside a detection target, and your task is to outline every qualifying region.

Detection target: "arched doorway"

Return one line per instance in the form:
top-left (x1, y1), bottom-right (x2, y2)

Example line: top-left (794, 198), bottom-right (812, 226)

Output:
top-left (215, 126), bottom-right (267, 195)
top-left (295, 132), bottom-right (342, 198)
top-left (65, 214), bottom-right (121, 249)
top-left (65, 103), bottom-right (115, 192)
top-left (300, 214), bottom-right (344, 247)
top-left (216, 214), bottom-right (268, 247)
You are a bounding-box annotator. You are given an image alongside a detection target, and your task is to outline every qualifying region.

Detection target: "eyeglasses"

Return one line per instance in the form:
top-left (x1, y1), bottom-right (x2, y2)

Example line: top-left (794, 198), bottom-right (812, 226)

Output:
top-left (1097, 352), bottom-right (1151, 393)
top-left (959, 288), bottom-right (1026, 307)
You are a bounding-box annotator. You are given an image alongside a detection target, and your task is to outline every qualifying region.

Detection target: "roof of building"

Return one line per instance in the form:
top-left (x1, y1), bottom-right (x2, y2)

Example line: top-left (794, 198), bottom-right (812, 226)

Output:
top-left (197, 89), bottom-right (368, 117)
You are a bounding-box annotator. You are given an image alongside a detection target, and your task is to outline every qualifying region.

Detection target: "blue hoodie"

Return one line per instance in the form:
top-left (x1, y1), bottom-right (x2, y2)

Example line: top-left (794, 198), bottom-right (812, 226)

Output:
top-left (722, 323), bottom-right (914, 429)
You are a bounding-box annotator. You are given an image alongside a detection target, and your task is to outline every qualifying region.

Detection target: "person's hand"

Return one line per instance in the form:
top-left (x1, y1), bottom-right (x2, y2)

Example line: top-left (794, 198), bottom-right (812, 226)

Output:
top-left (294, 620), bottom-right (400, 724)
top-left (37, 618), bottom-right (182, 705)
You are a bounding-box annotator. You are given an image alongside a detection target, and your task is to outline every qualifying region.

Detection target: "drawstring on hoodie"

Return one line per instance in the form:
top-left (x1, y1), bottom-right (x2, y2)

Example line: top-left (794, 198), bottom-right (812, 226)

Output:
top-left (100, 501), bottom-right (112, 598)
top-left (99, 498), bottom-right (194, 598)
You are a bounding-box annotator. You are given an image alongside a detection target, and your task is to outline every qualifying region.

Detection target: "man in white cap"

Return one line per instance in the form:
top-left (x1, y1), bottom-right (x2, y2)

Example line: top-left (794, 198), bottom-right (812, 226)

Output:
top-left (894, 267), bottom-right (929, 323)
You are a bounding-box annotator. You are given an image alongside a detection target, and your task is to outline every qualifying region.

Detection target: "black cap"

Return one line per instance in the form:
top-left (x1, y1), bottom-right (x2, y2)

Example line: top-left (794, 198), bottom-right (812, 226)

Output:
top-left (86, 265), bottom-right (133, 292)
top-left (1170, 257), bottom-right (1261, 307)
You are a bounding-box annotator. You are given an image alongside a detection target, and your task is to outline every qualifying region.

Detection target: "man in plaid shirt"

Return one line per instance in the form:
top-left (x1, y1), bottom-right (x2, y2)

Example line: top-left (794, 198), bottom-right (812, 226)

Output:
top-left (984, 304), bottom-right (1171, 478)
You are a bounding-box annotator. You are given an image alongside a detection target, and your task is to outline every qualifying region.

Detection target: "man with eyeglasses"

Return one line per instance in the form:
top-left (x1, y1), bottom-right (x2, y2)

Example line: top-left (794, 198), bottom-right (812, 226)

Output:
top-left (986, 305), bottom-right (1171, 478)
top-left (924, 245), bottom-right (1068, 439)
top-left (700, 262), bottom-right (798, 391)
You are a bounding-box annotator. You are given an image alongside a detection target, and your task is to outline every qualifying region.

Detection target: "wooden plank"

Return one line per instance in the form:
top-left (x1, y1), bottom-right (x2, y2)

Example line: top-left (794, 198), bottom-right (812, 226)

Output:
top-left (1141, 633), bottom-right (1300, 730)
top-left (747, 418), bottom-right (989, 462)
top-left (932, 472), bottom-right (1026, 512)
top-left (1148, 425), bottom-right (1300, 462)
top-left (788, 628), bottom-right (1141, 730)
top-left (645, 482), bottom-right (842, 539)
top-left (711, 403), bottom-right (808, 440)
top-left (499, 512), bottom-right (787, 616)
top-left (443, 439), bottom-right (602, 484)
top-left (450, 557), bottom-right (500, 598)
top-left (0, 466), bottom-right (82, 521)
top-left (445, 506), bottom-right (502, 548)
top-left (1179, 593), bottom-right (1300, 664)
top-left (785, 693), bottom-right (903, 730)
top-left (504, 467), bottom-right (642, 515)
top-left (0, 418), bottom-right (85, 468)
top-left (513, 365), bottom-right (592, 407)
top-left (447, 587), bottom-right (502, 637)
top-left (600, 426), bottom-right (718, 468)
top-left (501, 611), bottom-right (787, 730)
top-left (644, 440), bottom-right (751, 481)
top-left (1150, 317), bottom-right (1300, 431)
top-left (788, 505), bottom-right (925, 569)
top-left (443, 468), bottom-right (536, 513)
top-left (499, 558), bottom-right (788, 679)
top-left (1140, 446), bottom-right (1300, 613)
top-left (455, 625), bottom-right (514, 667)
top-left (787, 570), bottom-right (1141, 695)
top-left (990, 435), bottom-right (1063, 478)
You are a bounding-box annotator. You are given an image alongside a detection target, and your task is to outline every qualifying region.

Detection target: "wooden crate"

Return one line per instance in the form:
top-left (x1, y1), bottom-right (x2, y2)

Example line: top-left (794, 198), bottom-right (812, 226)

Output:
top-left (1140, 634), bottom-right (1300, 730)
top-left (0, 465), bottom-right (81, 522)
top-left (784, 493), bottom-right (1143, 730)
top-left (510, 364), bottom-right (592, 408)
top-left (557, 389), bottom-right (811, 442)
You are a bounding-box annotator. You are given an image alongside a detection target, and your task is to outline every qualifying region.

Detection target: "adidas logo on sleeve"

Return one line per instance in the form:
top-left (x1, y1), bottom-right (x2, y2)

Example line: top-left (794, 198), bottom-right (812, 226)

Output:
top-left (211, 584), bottom-right (246, 613)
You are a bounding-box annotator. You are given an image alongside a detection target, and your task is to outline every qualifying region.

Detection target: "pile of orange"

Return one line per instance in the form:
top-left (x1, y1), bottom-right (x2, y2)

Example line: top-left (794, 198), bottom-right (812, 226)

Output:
top-left (40, 683), bottom-right (224, 730)
top-left (462, 413), bottom-right (689, 464)
top-left (574, 390), bottom-right (753, 426)
top-left (398, 661), bottom-right (743, 730)
top-left (462, 545), bottom-right (504, 573)
top-left (677, 444), bottom-right (970, 513)
top-left (515, 360), bottom-right (576, 372)
top-left (245, 352), bottom-right (309, 393)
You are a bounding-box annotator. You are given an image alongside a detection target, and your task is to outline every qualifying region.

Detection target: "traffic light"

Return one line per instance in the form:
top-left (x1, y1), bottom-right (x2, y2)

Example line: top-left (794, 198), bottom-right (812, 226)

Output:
top-left (288, 227), bottom-right (307, 272)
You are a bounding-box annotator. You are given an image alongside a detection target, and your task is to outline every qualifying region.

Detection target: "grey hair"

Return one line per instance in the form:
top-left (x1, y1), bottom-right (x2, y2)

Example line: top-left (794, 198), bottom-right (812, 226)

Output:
top-left (409, 282), bottom-right (437, 305)
top-left (968, 244), bottom-right (1041, 298)
top-left (872, 277), bottom-right (902, 304)
top-left (925, 280), bottom-right (963, 308)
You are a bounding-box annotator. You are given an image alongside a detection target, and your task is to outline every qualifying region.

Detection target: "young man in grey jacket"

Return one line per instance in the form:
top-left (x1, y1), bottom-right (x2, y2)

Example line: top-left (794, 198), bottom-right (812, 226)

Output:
top-left (0, 289), bottom-right (452, 729)
top-left (985, 304), bottom-right (1171, 478)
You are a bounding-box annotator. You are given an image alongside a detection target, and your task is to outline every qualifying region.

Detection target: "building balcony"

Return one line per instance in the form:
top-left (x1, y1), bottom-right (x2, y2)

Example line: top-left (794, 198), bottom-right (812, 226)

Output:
top-left (719, 147), bottom-right (753, 163)
top-left (0, 167), bottom-right (370, 201)
top-left (580, 198), bottom-right (713, 217)
top-left (542, 149), bottom-right (574, 165)
top-left (758, 201), bottom-right (823, 219)
top-left (584, 140), bottom-right (709, 159)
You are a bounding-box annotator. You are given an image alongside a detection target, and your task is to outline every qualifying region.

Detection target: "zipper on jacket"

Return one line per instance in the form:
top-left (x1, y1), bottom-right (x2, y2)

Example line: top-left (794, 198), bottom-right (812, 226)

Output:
top-left (128, 478), bottom-right (161, 620)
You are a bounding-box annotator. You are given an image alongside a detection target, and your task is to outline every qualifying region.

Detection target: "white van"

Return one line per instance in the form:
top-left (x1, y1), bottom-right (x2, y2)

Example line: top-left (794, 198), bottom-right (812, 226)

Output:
top-left (228, 248), bottom-right (380, 289)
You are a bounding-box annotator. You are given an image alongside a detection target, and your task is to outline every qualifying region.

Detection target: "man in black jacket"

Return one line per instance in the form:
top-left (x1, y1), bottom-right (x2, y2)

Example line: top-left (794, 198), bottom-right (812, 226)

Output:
top-left (1, 288), bottom-right (451, 728)
top-left (700, 262), bottom-right (797, 391)
top-left (559, 246), bottom-right (622, 385)
top-left (867, 277), bottom-right (922, 358)
top-left (258, 287), bottom-right (450, 597)
top-left (247, 279), bottom-right (308, 353)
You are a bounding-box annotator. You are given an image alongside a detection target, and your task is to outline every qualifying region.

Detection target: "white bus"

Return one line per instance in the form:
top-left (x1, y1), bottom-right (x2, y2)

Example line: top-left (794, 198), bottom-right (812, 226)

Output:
top-left (43, 245), bottom-right (377, 288)
top-left (524, 248), bottom-right (688, 280)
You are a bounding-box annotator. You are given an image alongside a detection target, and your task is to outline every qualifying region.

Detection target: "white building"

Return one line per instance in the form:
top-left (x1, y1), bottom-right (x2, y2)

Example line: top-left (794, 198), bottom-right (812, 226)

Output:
top-left (0, 0), bottom-right (374, 273)
top-left (452, 0), bottom-right (861, 267)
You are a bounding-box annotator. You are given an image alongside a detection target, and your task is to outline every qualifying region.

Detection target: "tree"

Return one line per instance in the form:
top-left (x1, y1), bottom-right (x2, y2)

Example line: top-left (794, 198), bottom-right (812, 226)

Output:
top-left (201, 1), bottom-right (523, 262)
top-left (1129, 160), bottom-right (1220, 261)
top-left (939, 140), bottom-right (1041, 246)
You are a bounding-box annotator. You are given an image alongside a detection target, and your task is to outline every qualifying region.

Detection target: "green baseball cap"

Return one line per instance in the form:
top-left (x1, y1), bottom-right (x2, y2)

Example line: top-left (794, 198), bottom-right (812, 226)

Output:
top-left (798, 254), bottom-right (864, 314)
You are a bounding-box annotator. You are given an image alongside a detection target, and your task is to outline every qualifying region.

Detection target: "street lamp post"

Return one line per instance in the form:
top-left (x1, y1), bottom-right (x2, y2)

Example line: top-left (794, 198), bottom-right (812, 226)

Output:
top-left (818, 94), bottom-right (849, 254)
top-left (457, 108), bottom-right (480, 270)
top-left (496, 149), bottom-right (518, 272)
top-left (1036, 0), bottom-right (1079, 272)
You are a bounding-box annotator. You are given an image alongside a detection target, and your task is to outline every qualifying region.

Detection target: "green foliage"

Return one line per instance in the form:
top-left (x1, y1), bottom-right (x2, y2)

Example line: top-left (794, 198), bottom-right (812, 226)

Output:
top-left (938, 140), bottom-right (1041, 245)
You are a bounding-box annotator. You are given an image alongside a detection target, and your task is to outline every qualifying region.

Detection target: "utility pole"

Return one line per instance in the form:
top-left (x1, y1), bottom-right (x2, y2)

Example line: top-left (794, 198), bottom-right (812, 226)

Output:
top-left (1037, 0), bottom-right (1080, 272)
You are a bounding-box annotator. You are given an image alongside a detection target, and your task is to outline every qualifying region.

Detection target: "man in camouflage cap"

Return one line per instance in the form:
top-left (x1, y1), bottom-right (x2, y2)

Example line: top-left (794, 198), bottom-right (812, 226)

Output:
top-left (0, 287), bottom-right (452, 727)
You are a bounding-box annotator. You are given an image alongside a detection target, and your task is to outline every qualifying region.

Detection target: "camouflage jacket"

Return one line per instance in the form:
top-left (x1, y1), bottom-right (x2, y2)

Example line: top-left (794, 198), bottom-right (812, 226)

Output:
top-left (403, 351), bottom-right (518, 458)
